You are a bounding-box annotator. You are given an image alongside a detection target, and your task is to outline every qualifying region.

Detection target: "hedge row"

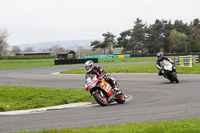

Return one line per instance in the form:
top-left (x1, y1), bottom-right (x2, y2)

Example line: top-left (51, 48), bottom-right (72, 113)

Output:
top-left (0, 55), bottom-right (57, 60)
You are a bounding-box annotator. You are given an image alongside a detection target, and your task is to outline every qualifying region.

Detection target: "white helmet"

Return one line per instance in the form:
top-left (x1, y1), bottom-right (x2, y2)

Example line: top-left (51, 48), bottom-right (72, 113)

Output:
top-left (85, 60), bottom-right (94, 72)
top-left (157, 52), bottom-right (163, 59)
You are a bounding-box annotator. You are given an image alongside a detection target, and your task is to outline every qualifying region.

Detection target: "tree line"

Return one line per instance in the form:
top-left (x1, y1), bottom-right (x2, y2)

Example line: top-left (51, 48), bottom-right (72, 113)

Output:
top-left (1, 18), bottom-right (200, 56)
top-left (0, 28), bottom-right (9, 55)
top-left (91, 18), bottom-right (200, 54)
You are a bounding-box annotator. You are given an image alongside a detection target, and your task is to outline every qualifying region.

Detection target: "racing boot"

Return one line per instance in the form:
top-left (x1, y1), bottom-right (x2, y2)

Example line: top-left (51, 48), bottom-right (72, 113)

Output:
top-left (114, 87), bottom-right (120, 92)
top-left (158, 70), bottom-right (163, 76)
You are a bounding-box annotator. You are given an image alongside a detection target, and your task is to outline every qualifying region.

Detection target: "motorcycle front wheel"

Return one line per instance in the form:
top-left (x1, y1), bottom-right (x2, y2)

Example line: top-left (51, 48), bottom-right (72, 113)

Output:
top-left (93, 90), bottom-right (108, 106)
top-left (115, 91), bottom-right (125, 104)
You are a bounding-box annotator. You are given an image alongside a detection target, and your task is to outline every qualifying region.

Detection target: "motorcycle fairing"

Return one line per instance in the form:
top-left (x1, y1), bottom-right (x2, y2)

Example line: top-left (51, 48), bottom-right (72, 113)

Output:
top-left (161, 60), bottom-right (173, 71)
top-left (85, 74), bottom-right (98, 91)
top-left (100, 79), bottom-right (113, 96)
top-left (85, 74), bottom-right (113, 96)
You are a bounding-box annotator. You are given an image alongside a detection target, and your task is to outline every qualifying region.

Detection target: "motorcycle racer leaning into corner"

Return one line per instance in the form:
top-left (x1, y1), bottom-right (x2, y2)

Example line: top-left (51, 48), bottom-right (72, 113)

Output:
top-left (84, 60), bottom-right (119, 92)
top-left (156, 52), bottom-right (177, 76)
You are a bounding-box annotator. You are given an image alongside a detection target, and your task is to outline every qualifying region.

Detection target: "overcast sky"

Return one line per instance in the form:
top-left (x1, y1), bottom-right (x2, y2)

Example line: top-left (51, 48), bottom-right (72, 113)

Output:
top-left (0, 0), bottom-right (200, 46)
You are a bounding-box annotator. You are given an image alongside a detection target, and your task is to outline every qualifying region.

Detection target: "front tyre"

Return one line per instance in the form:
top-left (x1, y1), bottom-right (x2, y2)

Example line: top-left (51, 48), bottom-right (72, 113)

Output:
top-left (93, 90), bottom-right (108, 106)
top-left (115, 91), bottom-right (125, 104)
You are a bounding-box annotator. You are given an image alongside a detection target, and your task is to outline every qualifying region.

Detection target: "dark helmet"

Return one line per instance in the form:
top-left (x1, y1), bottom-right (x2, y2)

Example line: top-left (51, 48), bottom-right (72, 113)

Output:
top-left (85, 60), bottom-right (94, 72)
top-left (157, 52), bottom-right (163, 59)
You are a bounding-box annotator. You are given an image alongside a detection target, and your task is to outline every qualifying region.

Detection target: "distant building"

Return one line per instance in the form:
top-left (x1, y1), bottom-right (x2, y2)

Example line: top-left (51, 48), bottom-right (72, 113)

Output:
top-left (57, 50), bottom-right (76, 59)
top-left (16, 51), bottom-right (52, 56)
top-left (1, 50), bottom-right (14, 56)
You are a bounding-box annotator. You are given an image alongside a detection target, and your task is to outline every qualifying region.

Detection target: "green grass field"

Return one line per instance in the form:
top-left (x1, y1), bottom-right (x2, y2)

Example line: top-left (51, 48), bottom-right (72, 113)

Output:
top-left (0, 59), bottom-right (55, 70)
top-left (60, 63), bottom-right (200, 74)
top-left (16, 118), bottom-right (200, 133)
top-left (0, 86), bottom-right (93, 112)
top-left (0, 57), bottom-right (158, 70)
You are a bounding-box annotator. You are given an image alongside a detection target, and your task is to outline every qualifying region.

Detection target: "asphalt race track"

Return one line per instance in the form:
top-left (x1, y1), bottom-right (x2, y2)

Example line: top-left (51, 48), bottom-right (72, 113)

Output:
top-left (0, 62), bottom-right (200, 132)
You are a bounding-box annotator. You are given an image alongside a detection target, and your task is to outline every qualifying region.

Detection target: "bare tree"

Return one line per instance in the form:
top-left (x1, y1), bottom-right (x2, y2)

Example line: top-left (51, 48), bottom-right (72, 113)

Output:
top-left (12, 45), bottom-right (21, 53)
top-left (0, 28), bottom-right (9, 55)
top-left (24, 47), bottom-right (34, 52)
top-left (76, 46), bottom-right (86, 58)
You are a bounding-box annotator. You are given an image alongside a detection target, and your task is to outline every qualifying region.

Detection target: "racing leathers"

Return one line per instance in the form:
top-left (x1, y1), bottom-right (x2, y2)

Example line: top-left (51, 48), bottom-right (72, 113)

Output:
top-left (85, 66), bottom-right (117, 91)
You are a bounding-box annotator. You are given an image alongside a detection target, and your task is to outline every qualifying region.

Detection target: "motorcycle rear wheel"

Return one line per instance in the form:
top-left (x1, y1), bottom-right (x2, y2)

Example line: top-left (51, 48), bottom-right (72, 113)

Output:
top-left (172, 72), bottom-right (179, 83)
top-left (93, 90), bottom-right (108, 106)
top-left (174, 77), bottom-right (179, 83)
top-left (115, 91), bottom-right (125, 104)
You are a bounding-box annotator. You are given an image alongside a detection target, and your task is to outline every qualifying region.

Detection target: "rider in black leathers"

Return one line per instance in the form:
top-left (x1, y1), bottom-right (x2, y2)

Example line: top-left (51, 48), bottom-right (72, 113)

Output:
top-left (156, 52), bottom-right (176, 76)
top-left (85, 60), bottom-right (119, 92)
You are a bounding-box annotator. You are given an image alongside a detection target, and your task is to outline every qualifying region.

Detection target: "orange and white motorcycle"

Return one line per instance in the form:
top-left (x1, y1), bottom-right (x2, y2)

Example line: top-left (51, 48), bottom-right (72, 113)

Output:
top-left (85, 74), bottom-right (125, 106)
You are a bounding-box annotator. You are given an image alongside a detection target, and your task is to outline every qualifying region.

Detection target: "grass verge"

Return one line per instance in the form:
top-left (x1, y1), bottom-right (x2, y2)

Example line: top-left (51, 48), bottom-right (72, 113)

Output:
top-left (60, 63), bottom-right (200, 74)
top-left (0, 86), bottom-right (93, 112)
top-left (0, 59), bottom-right (55, 70)
top-left (15, 118), bottom-right (200, 133)
top-left (0, 57), bottom-right (157, 70)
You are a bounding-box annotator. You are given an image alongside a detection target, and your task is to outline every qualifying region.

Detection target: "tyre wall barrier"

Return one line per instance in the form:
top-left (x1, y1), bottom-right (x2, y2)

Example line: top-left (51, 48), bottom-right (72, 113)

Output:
top-left (55, 58), bottom-right (98, 65)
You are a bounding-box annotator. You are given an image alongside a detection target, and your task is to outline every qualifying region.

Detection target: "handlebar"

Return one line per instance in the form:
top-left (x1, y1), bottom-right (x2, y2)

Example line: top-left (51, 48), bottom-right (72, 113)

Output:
top-left (99, 74), bottom-right (106, 80)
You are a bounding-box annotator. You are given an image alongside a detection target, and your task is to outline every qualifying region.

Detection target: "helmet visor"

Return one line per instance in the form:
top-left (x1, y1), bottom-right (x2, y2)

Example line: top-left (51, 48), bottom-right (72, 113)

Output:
top-left (86, 66), bottom-right (90, 71)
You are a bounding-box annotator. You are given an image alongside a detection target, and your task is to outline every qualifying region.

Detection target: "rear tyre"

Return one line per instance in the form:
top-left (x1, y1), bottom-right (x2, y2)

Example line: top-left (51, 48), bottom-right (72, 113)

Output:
top-left (175, 77), bottom-right (179, 83)
top-left (115, 91), bottom-right (125, 104)
top-left (172, 72), bottom-right (179, 83)
top-left (93, 90), bottom-right (108, 106)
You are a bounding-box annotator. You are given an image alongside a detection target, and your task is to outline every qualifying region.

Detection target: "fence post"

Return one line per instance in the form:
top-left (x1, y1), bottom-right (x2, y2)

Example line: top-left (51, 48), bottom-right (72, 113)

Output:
top-left (192, 55), bottom-right (196, 67)
top-left (174, 56), bottom-right (177, 66)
